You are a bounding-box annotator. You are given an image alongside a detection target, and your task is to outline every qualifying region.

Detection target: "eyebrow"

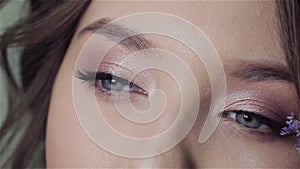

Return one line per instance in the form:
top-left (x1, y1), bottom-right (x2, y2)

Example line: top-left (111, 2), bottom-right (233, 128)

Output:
top-left (228, 61), bottom-right (293, 83)
top-left (78, 18), bottom-right (155, 51)
top-left (79, 19), bottom-right (293, 84)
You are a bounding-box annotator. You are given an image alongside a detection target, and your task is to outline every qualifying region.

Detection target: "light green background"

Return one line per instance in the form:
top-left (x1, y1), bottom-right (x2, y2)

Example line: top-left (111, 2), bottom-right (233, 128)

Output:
top-left (0, 0), bottom-right (27, 124)
top-left (0, 1), bottom-right (27, 166)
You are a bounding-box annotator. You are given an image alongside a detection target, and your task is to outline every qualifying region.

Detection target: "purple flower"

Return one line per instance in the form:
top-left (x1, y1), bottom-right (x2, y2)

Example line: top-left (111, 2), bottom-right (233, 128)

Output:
top-left (280, 113), bottom-right (300, 153)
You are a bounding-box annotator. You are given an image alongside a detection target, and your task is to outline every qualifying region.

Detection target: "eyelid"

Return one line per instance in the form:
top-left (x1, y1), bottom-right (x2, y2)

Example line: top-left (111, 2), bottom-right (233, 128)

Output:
top-left (95, 72), bottom-right (148, 95)
top-left (224, 98), bottom-right (286, 123)
top-left (225, 111), bottom-right (269, 130)
top-left (223, 110), bottom-right (285, 134)
top-left (76, 62), bottom-right (149, 90)
top-left (76, 70), bottom-right (147, 102)
top-left (75, 62), bottom-right (155, 102)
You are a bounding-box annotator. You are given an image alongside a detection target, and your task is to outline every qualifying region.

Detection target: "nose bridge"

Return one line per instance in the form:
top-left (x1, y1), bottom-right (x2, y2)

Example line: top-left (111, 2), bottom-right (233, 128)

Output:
top-left (124, 140), bottom-right (194, 168)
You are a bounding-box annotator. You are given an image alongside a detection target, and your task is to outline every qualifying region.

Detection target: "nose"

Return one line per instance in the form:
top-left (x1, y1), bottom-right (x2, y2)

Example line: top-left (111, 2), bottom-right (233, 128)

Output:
top-left (120, 142), bottom-right (195, 168)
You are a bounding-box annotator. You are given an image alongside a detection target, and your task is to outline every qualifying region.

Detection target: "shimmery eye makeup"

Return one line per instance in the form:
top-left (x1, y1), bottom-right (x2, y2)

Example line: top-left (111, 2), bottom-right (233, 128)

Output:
top-left (74, 60), bottom-right (153, 102)
top-left (220, 81), bottom-right (299, 143)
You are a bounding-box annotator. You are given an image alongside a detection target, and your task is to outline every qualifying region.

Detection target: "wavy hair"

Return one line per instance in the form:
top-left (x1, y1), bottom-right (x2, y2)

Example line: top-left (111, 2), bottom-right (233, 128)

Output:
top-left (0, 0), bottom-right (299, 168)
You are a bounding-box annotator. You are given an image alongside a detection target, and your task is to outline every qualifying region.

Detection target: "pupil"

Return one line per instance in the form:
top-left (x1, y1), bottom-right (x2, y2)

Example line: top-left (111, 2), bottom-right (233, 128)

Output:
top-left (243, 114), bottom-right (252, 122)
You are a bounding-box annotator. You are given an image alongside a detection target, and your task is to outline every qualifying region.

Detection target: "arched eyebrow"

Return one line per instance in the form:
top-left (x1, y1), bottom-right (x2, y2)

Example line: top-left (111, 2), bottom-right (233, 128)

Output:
top-left (228, 61), bottom-right (293, 83)
top-left (78, 18), bottom-right (155, 51)
top-left (79, 19), bottom-right (293, 84)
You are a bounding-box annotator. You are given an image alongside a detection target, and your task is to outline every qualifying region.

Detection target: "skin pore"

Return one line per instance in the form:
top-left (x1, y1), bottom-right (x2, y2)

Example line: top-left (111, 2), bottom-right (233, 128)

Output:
top-left (46, 1), bottom-right (300, 168)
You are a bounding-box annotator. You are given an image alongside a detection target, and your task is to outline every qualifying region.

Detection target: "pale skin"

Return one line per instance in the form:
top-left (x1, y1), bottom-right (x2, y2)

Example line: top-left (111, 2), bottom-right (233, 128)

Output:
top-left (46, 1), bottom-right (300, 168)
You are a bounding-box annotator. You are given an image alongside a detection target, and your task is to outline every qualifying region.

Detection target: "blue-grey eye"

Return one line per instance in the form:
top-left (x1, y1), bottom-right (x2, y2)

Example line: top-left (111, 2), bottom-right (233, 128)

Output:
top-left (98, 73), bottom-right (128, 91)
top-left (224, 110), bottom-right (287, 135)
top-left (226, 111), bottom-right (268, 129)
top-left (96, 72), bottom-right (147, 95)
top-left (235, 112), bottom-right (262, 128)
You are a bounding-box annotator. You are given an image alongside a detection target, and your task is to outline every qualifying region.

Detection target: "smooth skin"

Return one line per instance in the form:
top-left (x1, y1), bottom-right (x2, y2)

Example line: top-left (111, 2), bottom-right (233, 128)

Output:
top-left (46, 1), bottom-right (300, 168)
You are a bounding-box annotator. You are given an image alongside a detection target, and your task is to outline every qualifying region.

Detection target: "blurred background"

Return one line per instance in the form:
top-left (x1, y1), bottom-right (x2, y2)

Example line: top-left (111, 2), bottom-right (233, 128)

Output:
top-left (0, 0), bottom-right (27, 164)
top-left (1, 0), bottom-right (27, 125)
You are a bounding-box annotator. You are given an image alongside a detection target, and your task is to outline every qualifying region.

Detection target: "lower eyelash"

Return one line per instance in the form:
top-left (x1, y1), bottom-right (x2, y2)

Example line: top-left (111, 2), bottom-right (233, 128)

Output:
top-left (221, 118), bottom-right (281, 143)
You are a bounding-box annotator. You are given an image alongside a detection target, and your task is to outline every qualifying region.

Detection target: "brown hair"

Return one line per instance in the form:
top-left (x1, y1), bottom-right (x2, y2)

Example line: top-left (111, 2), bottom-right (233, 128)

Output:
top-left (0, 0), bottom-right (91, 168)
top-left (277, 0), bottom-right (300, 97)
top-left (0, 0), bottom-right (299, 168)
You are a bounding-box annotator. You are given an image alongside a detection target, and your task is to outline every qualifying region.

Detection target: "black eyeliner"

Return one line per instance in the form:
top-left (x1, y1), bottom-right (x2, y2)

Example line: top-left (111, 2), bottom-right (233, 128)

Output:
top-left (76, 70), bottom-right (128, 84)
top-left (224, 110), bottom-right (286, 135)
top-left (75, 70), bottom-right (148, 96)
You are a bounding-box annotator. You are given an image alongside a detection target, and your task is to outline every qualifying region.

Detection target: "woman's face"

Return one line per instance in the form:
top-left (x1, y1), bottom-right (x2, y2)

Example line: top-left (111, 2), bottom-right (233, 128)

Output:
top-left (46, 1), bottom-right (300, 168)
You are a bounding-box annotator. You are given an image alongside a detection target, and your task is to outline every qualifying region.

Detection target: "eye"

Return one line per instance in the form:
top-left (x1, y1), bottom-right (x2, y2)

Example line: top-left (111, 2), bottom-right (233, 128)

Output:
top-left (75, 70), bottom-right (148, 96)
top-left (95, 72), bottom-right (147, 95)
top-left (226, 111), bottom-right (267, 129)
top-left (224, 110), bottom-right (285, 133)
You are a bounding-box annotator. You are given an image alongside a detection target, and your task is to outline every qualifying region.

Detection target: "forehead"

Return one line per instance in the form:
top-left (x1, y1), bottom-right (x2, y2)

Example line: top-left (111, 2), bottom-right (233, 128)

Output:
top-left (78, 1), bottom-right (284, 64)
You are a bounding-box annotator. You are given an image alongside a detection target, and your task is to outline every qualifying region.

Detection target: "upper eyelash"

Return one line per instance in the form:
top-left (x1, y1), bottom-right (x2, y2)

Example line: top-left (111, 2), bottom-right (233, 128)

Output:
top-left (223, 110), bottom-right (286, 135)
top-left (76, 70), bottom-right (287, 135)
top-left (75, 69), bottom-right (106, 95)
top-left (75, 69), bottom-right (148, 102)
top-left (75, 69), bottom-right (126, 101)
top-left (75, 69), bottom-right (98, 82)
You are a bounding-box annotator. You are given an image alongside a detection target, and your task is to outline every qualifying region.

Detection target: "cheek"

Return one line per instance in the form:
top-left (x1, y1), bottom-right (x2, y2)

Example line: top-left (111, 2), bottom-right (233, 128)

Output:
top-left (45, 56), bottom-right (186, 168)
top-left (46, 59), bottom-right (99, 167)
top-left (46, 84), bottom-right (186, 168)
top-left (220, 124), bottom-right (300, 168)
top-left (45, 62), bottom-right (127, 167)
top-left (189, 123), bottom-right (300, 168)
top-left (45, 31), bottom-right (106, 167)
